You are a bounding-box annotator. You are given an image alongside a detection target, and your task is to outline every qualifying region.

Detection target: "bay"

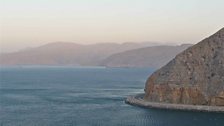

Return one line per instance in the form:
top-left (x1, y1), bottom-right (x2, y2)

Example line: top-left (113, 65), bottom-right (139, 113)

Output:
top-left (0, 67), bottom-right (223, 126)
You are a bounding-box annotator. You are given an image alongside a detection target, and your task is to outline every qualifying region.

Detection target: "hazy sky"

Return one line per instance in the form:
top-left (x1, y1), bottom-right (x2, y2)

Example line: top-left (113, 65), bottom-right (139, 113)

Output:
top-left (0, 0), bottom-right (224, 53)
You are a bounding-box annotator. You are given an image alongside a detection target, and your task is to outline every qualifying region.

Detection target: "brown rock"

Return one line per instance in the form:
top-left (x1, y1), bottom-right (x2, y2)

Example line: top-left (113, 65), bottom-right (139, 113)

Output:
top-left (144, 28), bottom-right (224, 106)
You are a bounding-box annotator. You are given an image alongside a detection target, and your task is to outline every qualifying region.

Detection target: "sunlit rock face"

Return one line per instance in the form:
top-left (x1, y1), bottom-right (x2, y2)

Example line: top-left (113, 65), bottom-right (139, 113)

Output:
top-left (144, 28), bottom-right (224, 106)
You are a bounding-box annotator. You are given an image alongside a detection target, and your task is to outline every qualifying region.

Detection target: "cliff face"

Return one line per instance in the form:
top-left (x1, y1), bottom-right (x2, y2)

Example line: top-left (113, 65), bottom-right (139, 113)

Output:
top-left (144, 28), bottom-right (224, 106)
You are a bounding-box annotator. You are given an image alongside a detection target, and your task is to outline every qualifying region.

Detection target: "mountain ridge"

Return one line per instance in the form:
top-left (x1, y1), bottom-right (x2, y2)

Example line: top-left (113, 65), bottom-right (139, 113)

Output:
top-left (0, 42), bottom-right (192, 68)
top-left (101, 44), bottom-right (192, 68)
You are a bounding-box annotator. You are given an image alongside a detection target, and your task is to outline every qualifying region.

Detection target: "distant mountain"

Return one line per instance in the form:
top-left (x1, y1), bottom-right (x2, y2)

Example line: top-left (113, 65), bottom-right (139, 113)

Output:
top-left (0, 42), bottom-right (163, 66)
top-left (101, 44), bottom-right (192, 68)
top-left (0, 42), bottom-right (193, 68)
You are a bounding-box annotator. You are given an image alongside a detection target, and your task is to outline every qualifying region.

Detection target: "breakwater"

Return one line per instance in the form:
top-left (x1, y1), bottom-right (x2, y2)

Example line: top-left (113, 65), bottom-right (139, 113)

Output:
top-left (125, 94), bottom-right (224, 113)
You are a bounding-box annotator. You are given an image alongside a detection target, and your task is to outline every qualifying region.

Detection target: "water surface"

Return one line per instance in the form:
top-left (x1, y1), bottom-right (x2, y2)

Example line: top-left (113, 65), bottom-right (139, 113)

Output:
top-left (0, 67), bottom-right (224, 126)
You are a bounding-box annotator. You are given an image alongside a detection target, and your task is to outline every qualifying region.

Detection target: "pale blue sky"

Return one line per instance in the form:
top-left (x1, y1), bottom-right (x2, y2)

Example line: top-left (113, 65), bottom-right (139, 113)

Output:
top-left (0, 0), bottom-right (224, 52)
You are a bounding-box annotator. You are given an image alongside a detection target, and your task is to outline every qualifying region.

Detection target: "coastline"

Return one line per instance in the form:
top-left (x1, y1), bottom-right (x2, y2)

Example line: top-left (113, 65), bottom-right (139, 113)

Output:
top-left (125, 94), bottom-right (224, 113)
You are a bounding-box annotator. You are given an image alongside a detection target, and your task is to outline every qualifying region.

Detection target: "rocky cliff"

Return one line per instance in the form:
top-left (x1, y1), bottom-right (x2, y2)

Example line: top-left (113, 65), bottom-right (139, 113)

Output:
top-left (144, 28), bottom-right (224, 106)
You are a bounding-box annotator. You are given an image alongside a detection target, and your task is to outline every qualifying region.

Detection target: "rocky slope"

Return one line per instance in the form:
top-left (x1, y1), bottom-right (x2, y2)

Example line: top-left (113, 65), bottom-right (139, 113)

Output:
top-left (101, 44), bottom-right (192, 68)
top-left (144, 28), bottom-right (224, 106)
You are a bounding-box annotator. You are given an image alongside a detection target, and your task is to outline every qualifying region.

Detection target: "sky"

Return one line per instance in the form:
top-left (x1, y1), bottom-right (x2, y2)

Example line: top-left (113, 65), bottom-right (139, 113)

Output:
top-left (0, 0), bottom-right (224, 53)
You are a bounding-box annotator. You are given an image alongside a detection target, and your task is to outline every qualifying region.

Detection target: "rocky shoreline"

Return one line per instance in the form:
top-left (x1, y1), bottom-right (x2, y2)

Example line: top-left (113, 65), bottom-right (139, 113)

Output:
top-left (125, 94), bottom-right (224, 113)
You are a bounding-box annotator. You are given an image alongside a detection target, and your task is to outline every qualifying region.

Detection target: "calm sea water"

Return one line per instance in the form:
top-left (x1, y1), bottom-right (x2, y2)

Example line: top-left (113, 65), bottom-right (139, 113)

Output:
top-left (0, 67), bottom-right (224, 126)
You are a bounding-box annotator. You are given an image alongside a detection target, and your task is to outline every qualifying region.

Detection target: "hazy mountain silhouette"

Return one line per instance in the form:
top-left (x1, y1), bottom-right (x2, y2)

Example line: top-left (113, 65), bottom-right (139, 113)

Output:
top-left (0, 42), bottom-right (166, 66)
top-left (0, 42), bottom-right (192, 68)
top-left (101, 44), bottom-right (192, 68)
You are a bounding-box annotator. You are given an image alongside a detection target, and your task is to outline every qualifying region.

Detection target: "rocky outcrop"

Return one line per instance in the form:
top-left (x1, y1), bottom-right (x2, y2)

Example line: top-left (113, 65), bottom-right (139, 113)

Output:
top-left (144, 28), bottom-right (224, 106)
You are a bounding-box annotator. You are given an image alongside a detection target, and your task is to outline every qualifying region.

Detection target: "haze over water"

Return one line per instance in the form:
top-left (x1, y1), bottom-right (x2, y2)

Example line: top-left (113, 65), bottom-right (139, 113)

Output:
top-left (1, 0), bottom-right (224, 125)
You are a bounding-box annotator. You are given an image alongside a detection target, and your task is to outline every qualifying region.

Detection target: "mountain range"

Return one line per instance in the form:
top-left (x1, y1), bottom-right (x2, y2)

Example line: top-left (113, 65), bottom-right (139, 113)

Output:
top-left (101, 44), bottom-right (192, 68)
top-left (0, 42), bottom-right (192, 68)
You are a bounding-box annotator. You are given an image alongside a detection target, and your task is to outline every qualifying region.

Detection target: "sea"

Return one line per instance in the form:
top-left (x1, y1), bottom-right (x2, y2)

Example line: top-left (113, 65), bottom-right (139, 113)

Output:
top-left (0, 66), bottom-right (224, 126)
